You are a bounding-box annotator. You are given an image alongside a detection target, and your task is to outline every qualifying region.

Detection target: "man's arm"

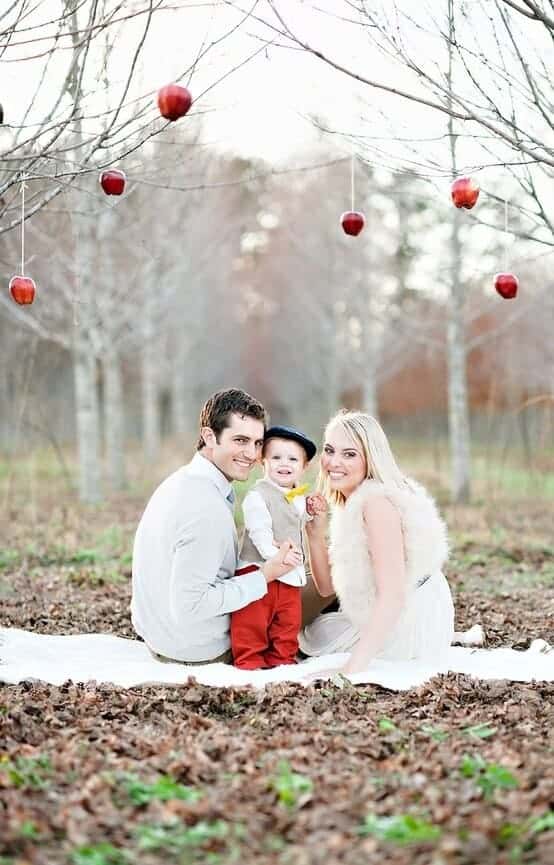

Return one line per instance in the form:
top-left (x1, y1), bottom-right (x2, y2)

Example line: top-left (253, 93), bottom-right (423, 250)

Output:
top-left (169, 506), bottom-right (267, 624)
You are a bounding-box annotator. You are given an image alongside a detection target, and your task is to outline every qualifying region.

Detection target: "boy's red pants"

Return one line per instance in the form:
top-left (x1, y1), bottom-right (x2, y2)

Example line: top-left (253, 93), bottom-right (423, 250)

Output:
top-left (231, 580), bottom-right (301, 670)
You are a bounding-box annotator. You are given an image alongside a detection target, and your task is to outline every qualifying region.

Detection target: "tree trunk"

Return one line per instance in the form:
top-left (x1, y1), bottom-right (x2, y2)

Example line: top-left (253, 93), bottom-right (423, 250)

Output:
top-left (325, 304), bottom-right (341, 419)
top-left (73, 332), bottom-right (101, 503)
top-left (103, 349), bottom-right (126, 490)
top-left (447, 215), bottom-right (471, 503)
top-left (141, 287), bottom-right (160, 462)
top-left (71, 204), bottom-right (102, 503)
top-left (0, 356), bottom-right (9, 452)
top-left (363, 336), bottom-right (379, 418)
top-left (358, 224), bottom-right (379, 418)
top-left (67, 1), bottom-right (102, 503)
top-left (446, 0), bottom-right (471, 503)
top-left (171, 336), bottom-right (190, 437)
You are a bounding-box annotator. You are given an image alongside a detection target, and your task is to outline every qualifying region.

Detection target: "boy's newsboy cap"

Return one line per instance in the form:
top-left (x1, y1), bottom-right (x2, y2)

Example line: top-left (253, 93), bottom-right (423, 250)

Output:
top-left (263, 426), bottom-right (317, 462)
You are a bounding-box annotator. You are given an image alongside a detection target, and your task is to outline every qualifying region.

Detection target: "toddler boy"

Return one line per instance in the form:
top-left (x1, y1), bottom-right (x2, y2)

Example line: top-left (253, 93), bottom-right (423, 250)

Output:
top-left (231, 425), bottom-right (316, 669)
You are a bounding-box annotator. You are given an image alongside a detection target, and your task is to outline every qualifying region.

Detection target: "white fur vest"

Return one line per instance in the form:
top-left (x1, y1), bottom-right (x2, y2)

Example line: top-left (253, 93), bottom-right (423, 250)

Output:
top-left (329, 478), bottom-right (449, 630)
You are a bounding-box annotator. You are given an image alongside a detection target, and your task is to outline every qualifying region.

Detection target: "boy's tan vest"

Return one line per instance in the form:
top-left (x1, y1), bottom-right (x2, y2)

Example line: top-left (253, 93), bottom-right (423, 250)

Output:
top-left (240, 479), bottom-right (309, 586)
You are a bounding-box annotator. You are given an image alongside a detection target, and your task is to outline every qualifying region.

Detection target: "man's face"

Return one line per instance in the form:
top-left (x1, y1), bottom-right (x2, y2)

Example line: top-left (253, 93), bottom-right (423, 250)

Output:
top-left (201, 413), bottom-right (265, 481)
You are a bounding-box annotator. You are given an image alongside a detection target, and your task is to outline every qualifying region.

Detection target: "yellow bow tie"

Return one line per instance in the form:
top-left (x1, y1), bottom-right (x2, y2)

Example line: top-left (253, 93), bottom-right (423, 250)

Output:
top-left (284, 484), bottom-right (310, 503)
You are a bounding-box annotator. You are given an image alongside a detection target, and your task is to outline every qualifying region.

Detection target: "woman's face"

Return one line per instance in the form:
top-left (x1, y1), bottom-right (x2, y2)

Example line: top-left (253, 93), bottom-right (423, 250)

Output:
top-left (321, 423), bottom-right (367, 498)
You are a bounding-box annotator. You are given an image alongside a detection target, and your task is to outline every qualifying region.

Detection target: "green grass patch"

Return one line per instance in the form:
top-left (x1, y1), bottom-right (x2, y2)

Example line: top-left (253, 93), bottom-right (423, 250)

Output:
top-left (269, 761), bottom-right (313, 808)
top-left (120, 773), bottom-right (202, 806)
top-left (359, 813), bottom-right (441, 845)
top-left (67, 548), bottom-right (103, 564)
top-left (459, 754), bottom-right (519, 799)
top-left (496, 809), bottom-right (554, 858)
top-left (71, 843), bottom-right (129, 865)
top-left (95, 525), bottom-right (127, 552)
top-left (18, 820), bottom-right (40, 839)
top-left (420, 724), bottom-right (449, 742)
top-left (463, 722), bottom-right (497, 740)
top-left (378, 717), bottom-right (398, 734)
top-left (135, 819), bottom-right (239, 857)
top-left (18, 541), bottom-right (131, 586)
top-left (0, 754), bottom-right (52, 789)
top-left (66, 565), bottom-right (126, 587)
top-left (471, 457), bottom-right (554, 499)
top-left (0, 549), bottom-right (19, 570)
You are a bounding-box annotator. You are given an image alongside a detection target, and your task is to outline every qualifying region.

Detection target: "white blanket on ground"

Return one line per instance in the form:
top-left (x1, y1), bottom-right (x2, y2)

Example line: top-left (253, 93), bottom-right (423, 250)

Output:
top-left (1, 627), bottom-right (553, 690)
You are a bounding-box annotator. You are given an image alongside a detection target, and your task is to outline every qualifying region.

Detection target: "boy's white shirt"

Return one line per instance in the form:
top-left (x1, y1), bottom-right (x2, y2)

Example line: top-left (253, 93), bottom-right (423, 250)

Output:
top-left (242, 477), bottom-right (310, 587)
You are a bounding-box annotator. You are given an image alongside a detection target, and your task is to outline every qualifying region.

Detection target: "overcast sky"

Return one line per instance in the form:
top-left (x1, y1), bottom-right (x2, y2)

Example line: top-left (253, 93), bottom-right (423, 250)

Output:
top-left (3, 0), bottom-right (554, 278)
top-left (1, 0), bottom-right (466, 167)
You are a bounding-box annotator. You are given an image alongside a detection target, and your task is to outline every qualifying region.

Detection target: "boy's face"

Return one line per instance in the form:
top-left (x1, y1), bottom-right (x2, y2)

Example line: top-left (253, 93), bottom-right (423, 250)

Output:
top-left (263, 438), bottom-right (307, 489)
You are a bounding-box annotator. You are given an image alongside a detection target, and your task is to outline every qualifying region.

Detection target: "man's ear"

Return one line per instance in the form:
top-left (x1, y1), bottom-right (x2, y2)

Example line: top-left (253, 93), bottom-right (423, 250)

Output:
top-left (201, 426), bottom-right (217, 449)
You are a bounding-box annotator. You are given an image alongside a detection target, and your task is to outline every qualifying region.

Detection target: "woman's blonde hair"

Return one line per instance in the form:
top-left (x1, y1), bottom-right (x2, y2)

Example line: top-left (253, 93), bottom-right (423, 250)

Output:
top-left (320, 410), bottom-right (409, 505)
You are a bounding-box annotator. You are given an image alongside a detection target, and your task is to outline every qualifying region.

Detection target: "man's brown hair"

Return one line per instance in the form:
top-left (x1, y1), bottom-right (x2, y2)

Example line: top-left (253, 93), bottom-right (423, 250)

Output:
top-left (197, 388), bottom-right (268, 449)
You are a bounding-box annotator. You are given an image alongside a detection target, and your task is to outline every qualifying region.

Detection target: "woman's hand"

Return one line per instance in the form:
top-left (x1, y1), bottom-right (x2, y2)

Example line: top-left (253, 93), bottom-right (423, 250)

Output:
top-left (302, 665), bottom-right (345, 684)
top-left (306, 493), bottom-right (328, 534)
top-left (304, 494), bottom-right (334, 597)
top-left (341, 660), bottom-right (360, 675)
top-left (306, 493), bottom-right (327, 517)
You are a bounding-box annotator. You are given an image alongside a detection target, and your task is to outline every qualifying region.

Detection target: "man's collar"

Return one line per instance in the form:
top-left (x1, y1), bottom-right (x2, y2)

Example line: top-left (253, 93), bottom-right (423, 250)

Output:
top-left (187, 452), bottom-right (233, 501)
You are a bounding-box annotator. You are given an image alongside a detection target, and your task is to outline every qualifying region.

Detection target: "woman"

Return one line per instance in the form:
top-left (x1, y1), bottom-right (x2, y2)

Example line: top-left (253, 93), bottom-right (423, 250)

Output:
top-left (300, 410), bottom-right (455, 675)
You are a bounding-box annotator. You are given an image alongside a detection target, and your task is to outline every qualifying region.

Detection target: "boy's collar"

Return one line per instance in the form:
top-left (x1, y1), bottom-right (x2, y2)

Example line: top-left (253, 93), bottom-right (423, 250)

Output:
top-left (262, 476), bottom-right (299, 494)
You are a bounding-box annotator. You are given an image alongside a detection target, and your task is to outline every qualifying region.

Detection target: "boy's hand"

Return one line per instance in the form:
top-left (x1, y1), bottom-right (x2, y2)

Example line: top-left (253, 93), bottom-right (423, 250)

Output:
top-left (282, 542), bottom-right (303, 567)
top-left (261, 540), bottom-right (302, 583)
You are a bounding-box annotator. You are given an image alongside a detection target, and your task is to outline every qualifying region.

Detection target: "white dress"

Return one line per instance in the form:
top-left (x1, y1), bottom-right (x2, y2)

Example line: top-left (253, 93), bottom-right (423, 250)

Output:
top-left (299, 478), bottom-right (455, 662)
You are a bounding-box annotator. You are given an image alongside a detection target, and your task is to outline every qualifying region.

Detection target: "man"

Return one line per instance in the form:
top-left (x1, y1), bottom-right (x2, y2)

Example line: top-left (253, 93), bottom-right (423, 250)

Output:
top-left (131, 388), bottom-right (303, 664)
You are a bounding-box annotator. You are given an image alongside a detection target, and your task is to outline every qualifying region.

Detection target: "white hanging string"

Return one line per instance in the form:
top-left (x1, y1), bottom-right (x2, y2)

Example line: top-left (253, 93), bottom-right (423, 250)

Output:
top-left (351, 154), bottom-right (355, 211)
top-left (504, 198), bottom-right (509, 272)
top-left (64, 189), bottom-right (82, 327)
top-left (20, 173), bottom-right (27, 276)
top-left (73, 282), bottom-right (81, 327)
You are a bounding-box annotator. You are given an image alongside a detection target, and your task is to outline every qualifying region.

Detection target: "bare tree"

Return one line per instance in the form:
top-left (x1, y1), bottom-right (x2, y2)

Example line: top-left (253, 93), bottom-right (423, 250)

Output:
top-left (446, 0), bottom-right (471, 501)
top-left (222, 0), bottom-right (554, 500)
top-left (225, 0), bottom-right (554, 245)
top-left (0, 0), bottom-right (265, 500)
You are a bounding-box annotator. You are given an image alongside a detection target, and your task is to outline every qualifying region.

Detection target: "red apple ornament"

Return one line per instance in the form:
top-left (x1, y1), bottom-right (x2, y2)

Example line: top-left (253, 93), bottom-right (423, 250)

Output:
top-left (100, 169), bottom-right (126, 196)
top-left (9, 275), bottom-right (36, 305)
top-left (341, 211), bottom-right (365, 236)
top-left (157, 84), bottom-right (192, 121)
top-left (494, 272), bottom-right (518, 299)
top-left (451, 176), bottom-right (480, 210)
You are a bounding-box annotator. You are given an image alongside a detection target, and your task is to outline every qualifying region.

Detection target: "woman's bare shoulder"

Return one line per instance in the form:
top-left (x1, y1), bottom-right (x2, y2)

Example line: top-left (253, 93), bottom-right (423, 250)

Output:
top-left (361, 493), bottom-right (400, 526)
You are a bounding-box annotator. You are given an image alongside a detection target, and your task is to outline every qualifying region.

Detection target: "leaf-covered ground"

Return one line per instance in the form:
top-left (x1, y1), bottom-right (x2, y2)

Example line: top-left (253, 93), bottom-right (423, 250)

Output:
top-left (1, 491), bottom-right (553, 865)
